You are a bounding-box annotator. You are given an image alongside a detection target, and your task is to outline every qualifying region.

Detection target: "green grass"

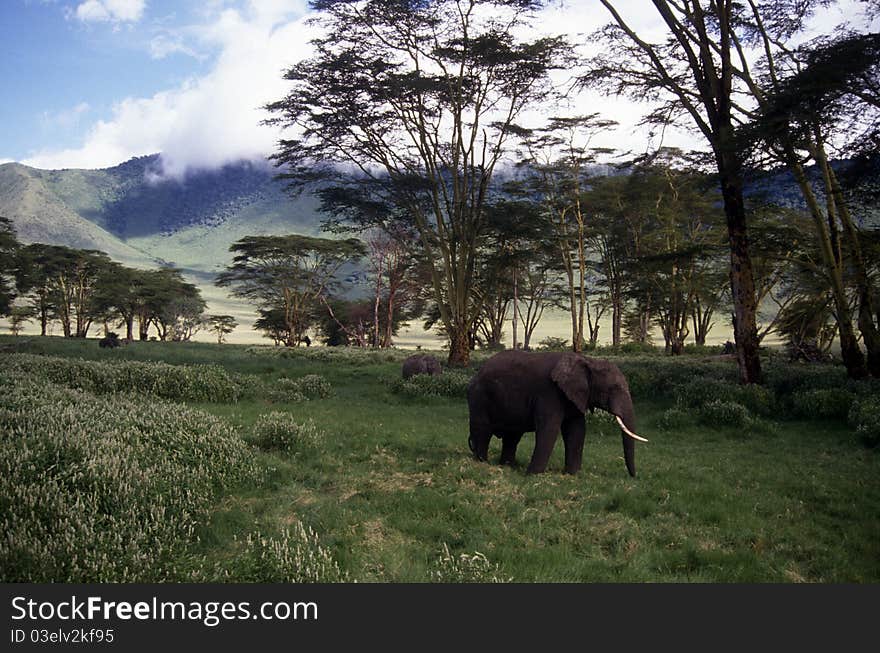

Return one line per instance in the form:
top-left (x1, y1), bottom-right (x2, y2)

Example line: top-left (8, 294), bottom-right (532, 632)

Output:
top-left (2, 334), bottom-right (878, 583)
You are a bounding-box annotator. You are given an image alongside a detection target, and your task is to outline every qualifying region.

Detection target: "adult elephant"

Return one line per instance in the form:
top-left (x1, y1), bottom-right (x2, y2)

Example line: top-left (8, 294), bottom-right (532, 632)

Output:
top-left (467, 350), bottom-right (647, 476)
top-left (402, 354), bottom-right (442, 379)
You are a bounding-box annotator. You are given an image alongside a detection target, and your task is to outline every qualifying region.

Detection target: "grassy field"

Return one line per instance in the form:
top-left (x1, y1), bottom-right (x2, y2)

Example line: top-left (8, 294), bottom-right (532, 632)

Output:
top-left (1, 335), bottom-right (878, 583)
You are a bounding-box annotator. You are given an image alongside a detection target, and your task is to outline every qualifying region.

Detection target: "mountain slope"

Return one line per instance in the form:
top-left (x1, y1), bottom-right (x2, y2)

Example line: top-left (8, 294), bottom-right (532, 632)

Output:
top-left (0, 155), bottom-right (324, 274)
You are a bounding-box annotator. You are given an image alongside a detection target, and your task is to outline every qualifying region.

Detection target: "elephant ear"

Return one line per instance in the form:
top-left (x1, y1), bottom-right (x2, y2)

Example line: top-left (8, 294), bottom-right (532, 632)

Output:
top-left (550, 353), bottom-right (591, 414)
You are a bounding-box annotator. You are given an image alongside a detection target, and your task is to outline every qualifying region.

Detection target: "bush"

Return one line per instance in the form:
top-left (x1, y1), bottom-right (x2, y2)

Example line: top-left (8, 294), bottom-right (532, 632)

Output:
top-left (0, 374), bottom-right (261, 582)
top-left (657, 407), bottom-right (695, 431)
top-left (536, 336), bottom-right (568, 351)
top-left (618, 358), bottom-right (739, 400)
top-left (206, 524), bottom-right (348, 583)
top-left (429, 543), bottom-right (511, 583)
top-left (294, 374), bottom-right (332, 399)
top-left (251, 414), bottom-right (324, 451)
top-left (3, 353), bottom-right (239, 403)
top-left (791, 388), bottom-right (856, 420)
top-left (246, 345), bottom-right (413, 366)
top-left (673, 377), bottom-right (774, 416)
top-left (698, 400), bottom-right (752, 429)
top-left (265, 374), bottom-right (331, 403)
top-left (848, 398), bottom-right (880, 448)
top-left (265, 378), bottom-right (308, 403)
top-left (390, 371), bottom-right (472, 398)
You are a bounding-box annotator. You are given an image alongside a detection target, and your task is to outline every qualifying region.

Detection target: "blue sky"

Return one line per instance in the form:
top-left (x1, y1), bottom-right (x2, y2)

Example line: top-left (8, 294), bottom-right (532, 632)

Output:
top-left (0, 0), bottom-right (873, 174)
top-left (0, 1), bottom-right (217, 162)
top-left (0, 0), bottom-right (312, 172)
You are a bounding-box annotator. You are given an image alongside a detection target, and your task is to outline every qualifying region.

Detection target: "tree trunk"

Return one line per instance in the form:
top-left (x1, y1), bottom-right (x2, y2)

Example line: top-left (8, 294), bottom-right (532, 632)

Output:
top-left (787, 150), bottom-right (867, 379)
top-left (717, 150), bottom-right (763, 384)
top-left (821, 151), bottom-right (880, 377)
top-left (448, 326), bottom-right (471, 367)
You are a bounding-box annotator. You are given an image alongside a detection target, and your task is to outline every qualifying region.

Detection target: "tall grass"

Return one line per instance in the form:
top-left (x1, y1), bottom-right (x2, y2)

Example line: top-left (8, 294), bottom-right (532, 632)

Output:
top-left (0, 370), bottom-right (262, 582)
top-left (2, 335), bottom-right (878, 582)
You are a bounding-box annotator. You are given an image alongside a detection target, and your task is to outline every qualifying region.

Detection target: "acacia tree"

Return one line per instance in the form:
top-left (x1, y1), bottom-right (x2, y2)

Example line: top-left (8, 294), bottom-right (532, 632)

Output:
top-left (585, 0), bottom-right (764, 382)
top-left (516, 115), bottom-right (617, 352)
top-left (743, 29), bottom-right (880, 377)
top-left (0, 217), bottom-right (19, 316)
top-left (265, 0), bottom-right (565, 366)
top-left (208, 315), bottom-right (238, 344)
top-left (216, 235), bottom-right (365, 347)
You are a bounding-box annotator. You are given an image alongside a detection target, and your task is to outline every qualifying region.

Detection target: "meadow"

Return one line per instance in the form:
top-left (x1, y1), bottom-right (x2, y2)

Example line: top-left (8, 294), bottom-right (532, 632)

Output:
top-left (1, 335), bottom-right (878, 583)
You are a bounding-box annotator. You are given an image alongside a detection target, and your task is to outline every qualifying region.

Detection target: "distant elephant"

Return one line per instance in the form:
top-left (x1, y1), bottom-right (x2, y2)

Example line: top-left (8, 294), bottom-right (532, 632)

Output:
top-left (402, 354), bottom-right (442, 379)
top-left (99, 333), bottom-right (121, 349)
top-left (467, 350), bottom-right (647, 476)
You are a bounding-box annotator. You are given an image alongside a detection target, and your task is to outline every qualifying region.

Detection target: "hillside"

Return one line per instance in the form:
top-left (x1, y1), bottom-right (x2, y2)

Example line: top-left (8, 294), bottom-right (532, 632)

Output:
top-left (0, 155), bottom-right (325, 275)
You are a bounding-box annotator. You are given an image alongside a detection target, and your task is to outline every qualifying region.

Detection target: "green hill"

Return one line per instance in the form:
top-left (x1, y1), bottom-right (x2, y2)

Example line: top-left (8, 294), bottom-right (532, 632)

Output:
top-left (0, 156), bottom-right (333, 342)
top-left (0, 155), bottom-right (324, 275)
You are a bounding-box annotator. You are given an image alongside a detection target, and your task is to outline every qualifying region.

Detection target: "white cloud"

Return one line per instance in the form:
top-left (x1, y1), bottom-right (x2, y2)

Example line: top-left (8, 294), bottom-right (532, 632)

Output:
top-left (149, 34), bottom-right (200, 60)
top-left (41, 102), bottom-right (91, 129)
top-left (75, 0), bottom-right (146, 23)
top-left (26, 1), bottom-right (313, 173)
top-left (32, 0), bottom-right (858, 174)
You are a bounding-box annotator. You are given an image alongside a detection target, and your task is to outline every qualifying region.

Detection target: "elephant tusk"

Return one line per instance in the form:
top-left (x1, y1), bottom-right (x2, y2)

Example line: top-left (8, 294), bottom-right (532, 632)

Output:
top-left (615, 415), bottom-right (649, 443)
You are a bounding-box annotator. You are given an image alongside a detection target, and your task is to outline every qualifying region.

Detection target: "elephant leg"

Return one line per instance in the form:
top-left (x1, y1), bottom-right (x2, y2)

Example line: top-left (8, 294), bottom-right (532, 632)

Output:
top-left (498, 432), bottom-right (523, 466)
top-left (527, 416), bottom-right (562, 474)
top-left (561, 416), bottom-right (586, 475)
top-left (468, 414), bottom-right (491, 463)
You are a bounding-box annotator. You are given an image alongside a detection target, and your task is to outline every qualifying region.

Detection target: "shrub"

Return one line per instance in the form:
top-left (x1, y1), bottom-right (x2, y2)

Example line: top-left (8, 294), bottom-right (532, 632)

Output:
top-left (0, 375), bottom-right (261, 582)
top-left (429, 543), bottom-right (511, 583)
top-left (791, 388), bottom-right (856, 420)
top-left (251, 414), bottom-right (324, 451)
top-left (3, 353), bottom-right (239, 403)
top-left (657, 407), bottom-right (695, 431)
top-left (265, 378), bottom-right (308, 403)
top-left (673, 377), bottom-right (774, 416)
top-left (246, 345), bottom-right (413, 366)
top-left (265, 375), bottom-right (331, 403)
top-left (294, 374), bottom-right (332, 399)
top-left (536, 336), bottom-right (568, 351)
top-left (208, 524), bottom-right (348, 583)
top-left (698, 400), bottom-right (752, 429)
top-left (848, 398), bottom-right (880, 448)
top-left (390, 372), bottom-right (471, 398)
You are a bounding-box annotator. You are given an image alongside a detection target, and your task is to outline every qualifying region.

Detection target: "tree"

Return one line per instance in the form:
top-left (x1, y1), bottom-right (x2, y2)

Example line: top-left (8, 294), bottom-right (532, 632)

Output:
top-left (265, 0), bottom-right (565, 366)
top-left (0, 217), bottom-right (19, 316)
top-left (216, 235), bottom-right (365, 346)
top-left (743, 29), bottom-right (880, 377)
top-left (7, 306), bottom-right (35, 336)
top-left (516, 115), bottom-right (617, 352)
top-left (208, 315), bottom-right (238, 344)
top-left (15, 244), bottom-right (68, 335)
top-left (18, 246), bottom-right (113, 338)
top-left (363, 226), bottom-right (422, 347)
top-left (585, 0), bottom-right (764, 382)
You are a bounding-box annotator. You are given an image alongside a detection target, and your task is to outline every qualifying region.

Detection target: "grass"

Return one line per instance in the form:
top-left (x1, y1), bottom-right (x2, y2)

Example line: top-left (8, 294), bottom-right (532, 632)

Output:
top-left (1, 334), bottom-right (878, 583)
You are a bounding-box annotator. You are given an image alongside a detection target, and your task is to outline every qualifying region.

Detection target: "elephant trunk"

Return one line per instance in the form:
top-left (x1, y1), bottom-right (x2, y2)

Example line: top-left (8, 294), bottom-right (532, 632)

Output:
top-left (611, 399), bottom-right (640, 478)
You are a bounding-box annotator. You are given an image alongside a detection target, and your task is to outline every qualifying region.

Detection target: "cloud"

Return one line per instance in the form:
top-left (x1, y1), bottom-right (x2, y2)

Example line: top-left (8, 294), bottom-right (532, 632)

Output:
top-left (27, 1), bottom-right (313, 174)
top-left (75, 0), bottom-right (146, 23)
top-left (41, 102), bottom-right (91, 129)
top-left (149, 34), bottom-right (201, 60)
top-left (27, 0), bottom-right (697, 173)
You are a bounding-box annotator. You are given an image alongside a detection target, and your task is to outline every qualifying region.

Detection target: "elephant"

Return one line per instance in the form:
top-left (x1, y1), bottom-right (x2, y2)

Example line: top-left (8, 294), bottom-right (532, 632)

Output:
top-left (466, 350), bottom-right (647, 476)
top-left (402, 354), bottom-right (442, 379)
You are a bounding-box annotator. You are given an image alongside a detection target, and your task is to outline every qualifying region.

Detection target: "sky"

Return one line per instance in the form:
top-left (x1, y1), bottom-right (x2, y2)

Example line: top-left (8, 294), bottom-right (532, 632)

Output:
top-left (0, 0), bottom-right (873, 176)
